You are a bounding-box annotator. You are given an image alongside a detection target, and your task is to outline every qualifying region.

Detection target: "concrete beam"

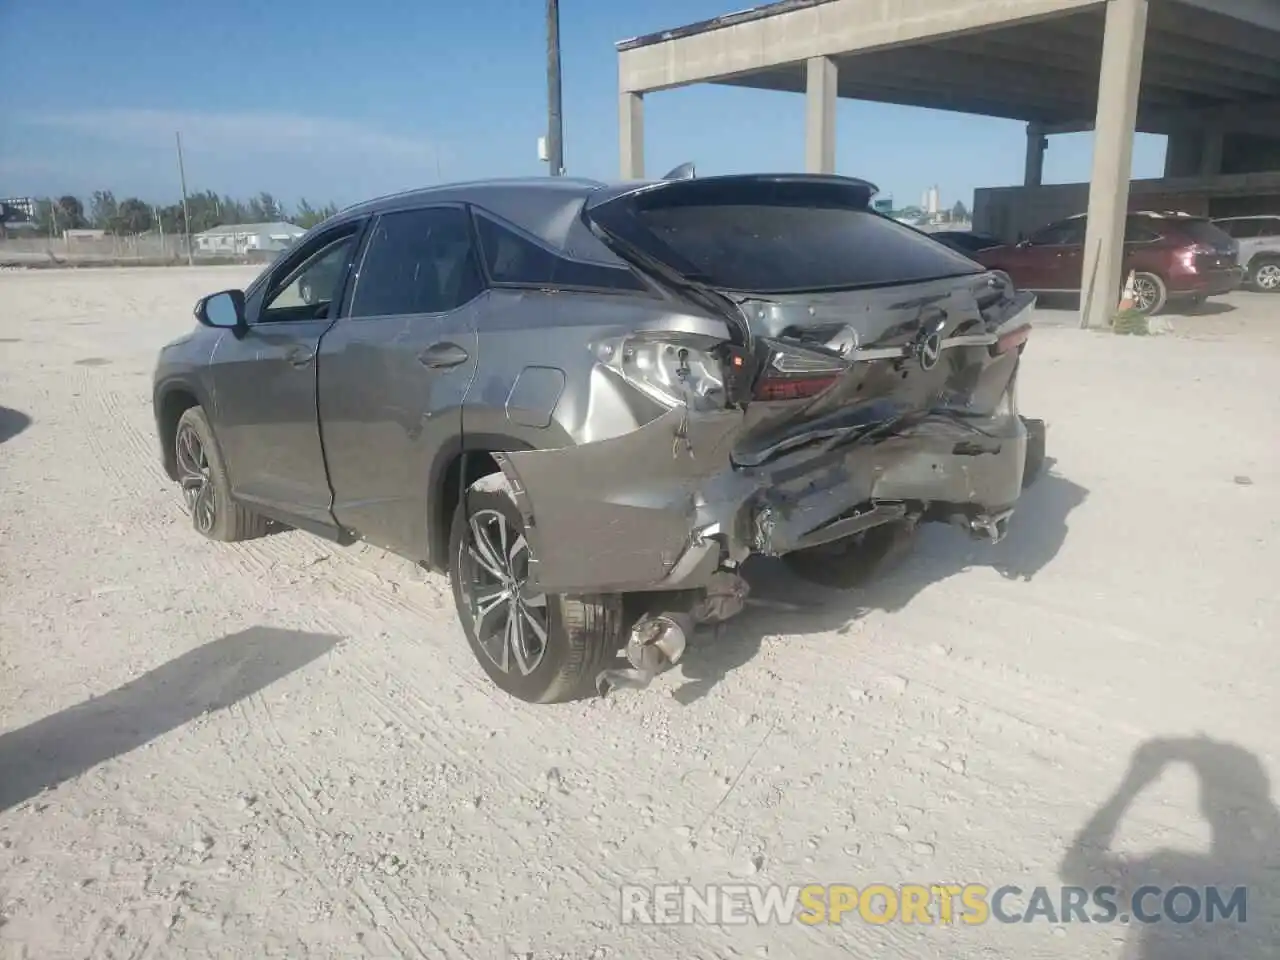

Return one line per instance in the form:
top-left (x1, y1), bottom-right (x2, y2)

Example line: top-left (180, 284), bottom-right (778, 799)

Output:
top-left (1046, 93), bottom-right (1280, 141)
top-left (1080, 0), bottom-right (1148, 330)
top-left (619, 92), bottom-right (644, 179)
top-left (834, 48), bottom-right (1110, 115)
top-left (954, 27), bottom-right (1279, 101)
top-left (805, 56), bottom-right (837, 174)
top-left (720, 66), bottom-right (1080, 124)
top-left (1172, 0), bottom-right (1280, 37)
top-left (617, 0), bottom-right (1100, 94)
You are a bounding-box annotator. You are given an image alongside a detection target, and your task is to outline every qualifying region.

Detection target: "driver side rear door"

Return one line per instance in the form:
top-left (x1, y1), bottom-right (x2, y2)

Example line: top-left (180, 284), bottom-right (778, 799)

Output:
top-left (209, 219), bottom-right (367, 532)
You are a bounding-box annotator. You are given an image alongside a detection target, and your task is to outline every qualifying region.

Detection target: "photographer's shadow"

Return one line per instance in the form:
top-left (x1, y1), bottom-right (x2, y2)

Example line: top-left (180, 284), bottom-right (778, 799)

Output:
top-left (1061, 737), bottom-right (1280, 959)
top-left (672, 458), bottom-right (1087, 704)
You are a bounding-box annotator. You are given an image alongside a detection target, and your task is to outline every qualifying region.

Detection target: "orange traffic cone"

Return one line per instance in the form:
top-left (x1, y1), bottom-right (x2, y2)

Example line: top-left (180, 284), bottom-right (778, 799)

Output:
top-left (1118, 270), bottom-right (1137, 311)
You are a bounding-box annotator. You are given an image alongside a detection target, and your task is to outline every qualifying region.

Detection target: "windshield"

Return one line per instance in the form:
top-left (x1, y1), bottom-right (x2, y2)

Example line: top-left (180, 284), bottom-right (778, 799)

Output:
top-left (618, 197), bottom-right (983, 294)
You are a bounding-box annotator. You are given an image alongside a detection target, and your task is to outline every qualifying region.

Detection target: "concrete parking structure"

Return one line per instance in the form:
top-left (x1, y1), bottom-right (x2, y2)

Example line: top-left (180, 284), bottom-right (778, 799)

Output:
top-left (615, 0), bottom-right (1280, 328)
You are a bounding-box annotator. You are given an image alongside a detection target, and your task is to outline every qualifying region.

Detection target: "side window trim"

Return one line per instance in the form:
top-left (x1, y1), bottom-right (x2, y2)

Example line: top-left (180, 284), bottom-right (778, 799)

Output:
top-left (344, 203), bottom-right (486, 321)
top-left (337, 213), bottom-right (384, 319)
top-left (469, 206), bottom-right (650, 295)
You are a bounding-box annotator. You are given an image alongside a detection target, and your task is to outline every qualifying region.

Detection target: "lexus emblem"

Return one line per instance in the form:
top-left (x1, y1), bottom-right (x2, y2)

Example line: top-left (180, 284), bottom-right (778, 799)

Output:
top-left (917, 332), bottom-right (943, 371)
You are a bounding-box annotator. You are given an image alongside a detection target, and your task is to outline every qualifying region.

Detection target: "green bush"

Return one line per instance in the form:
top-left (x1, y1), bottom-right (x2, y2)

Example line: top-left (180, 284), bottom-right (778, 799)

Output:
top-left (1111, 307), bottom-right (1150, 336)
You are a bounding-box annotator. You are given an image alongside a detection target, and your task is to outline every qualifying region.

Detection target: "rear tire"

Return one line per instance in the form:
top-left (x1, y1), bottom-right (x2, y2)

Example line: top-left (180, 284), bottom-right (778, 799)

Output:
top-left (174, 406), bottom-right (270, 542)
top-left (782, 519), bottom-right (919, 590)
top-left (1131, 272), bottom-right (1168, 315)
top-left (1248, 257), bottom-right (1280, 293)
top-left (1021, 416), bottom-right (1047, 488)
top-left (448, 473), bottom-right (621, 703)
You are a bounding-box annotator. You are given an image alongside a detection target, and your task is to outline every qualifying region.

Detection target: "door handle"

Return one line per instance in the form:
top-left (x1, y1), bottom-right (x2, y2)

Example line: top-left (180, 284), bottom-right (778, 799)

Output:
top-left (417, 342), bottom-right (470, 369)
top-left (286, 347), bottom-right (315, 367)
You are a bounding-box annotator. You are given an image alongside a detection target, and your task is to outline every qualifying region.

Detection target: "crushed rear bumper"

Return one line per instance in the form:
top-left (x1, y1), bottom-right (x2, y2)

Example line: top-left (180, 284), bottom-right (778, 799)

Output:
top-left (500, 402), bottom-right (1028, 596)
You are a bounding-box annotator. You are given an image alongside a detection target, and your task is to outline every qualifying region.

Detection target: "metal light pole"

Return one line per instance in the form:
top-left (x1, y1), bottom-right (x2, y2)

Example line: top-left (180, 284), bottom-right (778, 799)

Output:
top-left (546, 0), bottom-right (564, 176)
top-left (175, 131), bottom-right (194, 265)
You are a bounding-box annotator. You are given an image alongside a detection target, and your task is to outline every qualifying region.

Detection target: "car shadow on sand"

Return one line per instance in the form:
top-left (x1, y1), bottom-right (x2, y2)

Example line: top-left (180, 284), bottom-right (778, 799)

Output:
top-left (0, 405), bottom-right (31, 445)
top-left (0, 627), bottom-right (341, 813)
top-left (1060, 736), bottom-right (1280, 958)
top-left (670, 457), bottom-right (1089, 704)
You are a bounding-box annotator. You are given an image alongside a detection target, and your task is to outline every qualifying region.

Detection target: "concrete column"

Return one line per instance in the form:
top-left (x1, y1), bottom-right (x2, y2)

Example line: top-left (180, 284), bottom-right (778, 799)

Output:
top-left (1200, 126), bottom-right (1225, 176)
top-left (619, 92), bottom-right (644, 179)
top-left (1164, 129), bottom-right (1199, 177)
top-left (805, 56), bottom-right (837, 174)
top-left (1079, 0), bottom-right (1149, 329)
top-left (1024, 122), bottom-right (1047, 187)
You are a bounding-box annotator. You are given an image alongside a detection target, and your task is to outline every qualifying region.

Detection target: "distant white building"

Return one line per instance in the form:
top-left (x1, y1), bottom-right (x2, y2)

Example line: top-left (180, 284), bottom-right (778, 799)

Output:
top-left (194, 221), bottom-right (305, 255)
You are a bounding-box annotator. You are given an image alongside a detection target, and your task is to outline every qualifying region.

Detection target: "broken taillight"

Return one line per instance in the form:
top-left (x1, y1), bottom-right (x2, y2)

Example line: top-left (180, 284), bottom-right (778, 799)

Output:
top-left (595, 333), bottom-right (728, 411)
top-left (991, 323), bottom-right (1031, 357)
top-left (753, 347), bottom-right (845, 401)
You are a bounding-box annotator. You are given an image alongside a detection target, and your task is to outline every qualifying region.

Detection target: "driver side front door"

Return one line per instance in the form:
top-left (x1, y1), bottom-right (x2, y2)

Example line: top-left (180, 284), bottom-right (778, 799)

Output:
top-left (209, 221), bottom-right (366, 532)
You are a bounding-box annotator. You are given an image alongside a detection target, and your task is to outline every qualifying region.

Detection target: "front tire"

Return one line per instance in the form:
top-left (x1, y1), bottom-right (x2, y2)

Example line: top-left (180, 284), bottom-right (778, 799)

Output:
top-left (782, 519), bottom-right (919, 589)
top-left (448, 474), bottom-right (621, 703)
top-left (174, 406), bottom-right (269, 542)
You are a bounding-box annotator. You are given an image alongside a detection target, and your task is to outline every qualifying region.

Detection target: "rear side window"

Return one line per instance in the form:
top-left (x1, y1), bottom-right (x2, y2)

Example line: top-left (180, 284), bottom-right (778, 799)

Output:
top-left (624, 203), bottom-right (980, 293)
top-left (1177, 219), bottom-right (1235, 247)
top-left (474, 213), bottom-right (646, 291)
top-left (349, 206), bottom-right (482, 318)
top-left (1125, 219), bottom-right (1163, 242)
top-left (1216, 219), bottom-right (1259, 239)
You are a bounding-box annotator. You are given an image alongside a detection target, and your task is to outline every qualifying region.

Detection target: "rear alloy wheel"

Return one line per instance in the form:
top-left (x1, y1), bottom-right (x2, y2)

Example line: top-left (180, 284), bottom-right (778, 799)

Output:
top-left (448, 473), bottom-right (620, 703)
top-left (782, 519), bottom-right (919, 590)
top-left (1129, 272), bottom-right (1168, 315)
top-left (173, 406), bottom-right (269, 542)
top-left (1249, 259), bottom-right (1280, 293)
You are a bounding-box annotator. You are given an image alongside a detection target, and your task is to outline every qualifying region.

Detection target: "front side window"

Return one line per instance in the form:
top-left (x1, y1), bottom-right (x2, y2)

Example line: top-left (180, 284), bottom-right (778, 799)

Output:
top-left (1030, 220), bottom-right (1085, 246)
top-left (260, 231), bottom-right (358, 322)
top-left (349, 206), bottom-right (483, 318)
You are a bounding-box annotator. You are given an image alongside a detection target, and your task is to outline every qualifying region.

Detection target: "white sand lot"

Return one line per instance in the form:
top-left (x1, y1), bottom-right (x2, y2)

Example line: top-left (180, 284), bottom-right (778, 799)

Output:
top-left (1, 267), bottom-right (1278, 959)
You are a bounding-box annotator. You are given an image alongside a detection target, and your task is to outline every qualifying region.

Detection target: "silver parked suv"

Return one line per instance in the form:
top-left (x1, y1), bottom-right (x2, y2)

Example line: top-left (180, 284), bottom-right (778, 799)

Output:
top-left (152, 173), bottom-right (1045, 703)
top-left (1212, 215), bottom-right (1280, 292)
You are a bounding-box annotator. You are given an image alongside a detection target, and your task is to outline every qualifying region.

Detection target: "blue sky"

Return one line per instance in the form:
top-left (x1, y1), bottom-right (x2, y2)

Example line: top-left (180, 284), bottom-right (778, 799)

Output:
top-left (0, 0), bottom-right (1167, 212)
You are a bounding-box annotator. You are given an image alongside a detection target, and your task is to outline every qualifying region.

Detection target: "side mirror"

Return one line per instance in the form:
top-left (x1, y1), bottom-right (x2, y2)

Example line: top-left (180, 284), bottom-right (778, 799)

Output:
top-left (1016, 238), bottom-right (1031, 249)
top-left (195, 289), bottom-right (246, 331)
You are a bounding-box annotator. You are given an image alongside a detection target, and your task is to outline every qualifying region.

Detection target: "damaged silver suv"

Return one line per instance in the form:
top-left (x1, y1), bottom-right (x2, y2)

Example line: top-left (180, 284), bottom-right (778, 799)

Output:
top-left (153, 172), bottom-right (1044, 703)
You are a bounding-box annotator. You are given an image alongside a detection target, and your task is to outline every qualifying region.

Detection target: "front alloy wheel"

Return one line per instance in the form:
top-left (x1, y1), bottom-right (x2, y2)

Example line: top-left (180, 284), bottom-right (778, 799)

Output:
top-left (175, 421), bottom-right (216, 534)
top-left (172, 406), bottom-right (269, 542)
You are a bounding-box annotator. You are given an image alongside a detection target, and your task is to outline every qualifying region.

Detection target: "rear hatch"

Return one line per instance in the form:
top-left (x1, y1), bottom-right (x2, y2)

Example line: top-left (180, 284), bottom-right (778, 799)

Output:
top-left (583, 174), bottom-right (1034, 466)
top-left (1177, 217), bottom-right (1239, 270)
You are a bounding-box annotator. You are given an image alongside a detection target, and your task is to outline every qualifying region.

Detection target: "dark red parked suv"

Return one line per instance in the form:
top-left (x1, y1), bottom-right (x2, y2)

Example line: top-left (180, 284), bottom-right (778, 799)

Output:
top-left (974, 212), bottom-right (1242, 314)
